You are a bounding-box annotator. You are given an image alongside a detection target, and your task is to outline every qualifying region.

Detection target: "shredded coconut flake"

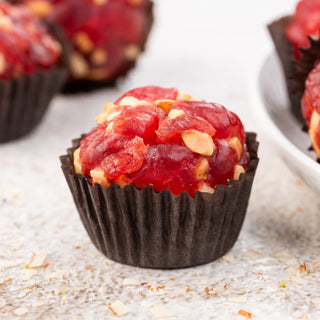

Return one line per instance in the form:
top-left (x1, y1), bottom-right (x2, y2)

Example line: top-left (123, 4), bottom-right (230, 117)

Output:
top-left (123, 278), bottom-right (140, 286)
top-left (28, 250), bottom-right (48, 268)
top-left (109, 300), bottom-right (130, 316)
top-left (0, 260), bottom-right (18, 268)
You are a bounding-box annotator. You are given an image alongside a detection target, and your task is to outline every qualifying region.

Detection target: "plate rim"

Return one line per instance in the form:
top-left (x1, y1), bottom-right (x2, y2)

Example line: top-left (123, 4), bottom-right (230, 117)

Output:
top-left (249, 50), bottom-right (320, 175)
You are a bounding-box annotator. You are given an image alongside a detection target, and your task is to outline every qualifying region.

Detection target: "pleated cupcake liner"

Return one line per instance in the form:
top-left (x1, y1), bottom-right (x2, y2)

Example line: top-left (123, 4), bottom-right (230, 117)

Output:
top-left (61, 1), bottom-right (154, 94)
top-left (268, 16), bottom-right (304, 123)
top-left (60, 132), bottom-right (259, 269)
top-left (268, 16), bottom-right (320, 124)
top-left (0, 23), bottom-right (69, 143)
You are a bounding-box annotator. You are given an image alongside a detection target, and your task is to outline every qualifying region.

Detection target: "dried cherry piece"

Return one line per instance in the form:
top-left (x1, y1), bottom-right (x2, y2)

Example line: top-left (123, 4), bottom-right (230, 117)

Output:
top-left (286, 0), bottom-right (320, 59)
top-left (116, 86), bottom-right (178, 104)
top-left (207, 139), bottom-right (238, 187)
top-left (101, 136), bottom-right (146, 180)
top-left (110, 104), bottom-right (166, 145)
top-left (0, 2), bottom-right (61, 79)
top-left (80, 127), bottom-right (131, 176)
top-left (156, 114), bottom-right (216, 144)
top-left (16, 0), bottom-right (153, 83)
top-left (168, 100), bottom-right (245, 143)
top-left (131, 144), bottom-right (201, 197)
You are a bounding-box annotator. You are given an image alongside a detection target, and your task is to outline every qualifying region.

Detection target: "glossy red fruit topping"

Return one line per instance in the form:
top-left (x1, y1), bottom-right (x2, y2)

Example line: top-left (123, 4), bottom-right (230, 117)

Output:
top-left (286, 0), bottom-right (320, 59)
top-left (0, 2), bottom-right (61, 80)
top-left (76, 86), bottom-right (250, 197)
top-left (18, 0), bottom-right (152, 82)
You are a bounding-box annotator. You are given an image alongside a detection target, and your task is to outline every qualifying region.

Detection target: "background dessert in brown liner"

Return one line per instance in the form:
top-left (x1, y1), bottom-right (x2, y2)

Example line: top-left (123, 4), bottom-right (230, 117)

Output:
top-left (60, 132), bottom-right (259, 269)
top-left (268, 16), bottom-right (320, 124)
top-left (0, 23), bottom-right (69, 143)
top-left (61, 1), bottom-right (154, 94)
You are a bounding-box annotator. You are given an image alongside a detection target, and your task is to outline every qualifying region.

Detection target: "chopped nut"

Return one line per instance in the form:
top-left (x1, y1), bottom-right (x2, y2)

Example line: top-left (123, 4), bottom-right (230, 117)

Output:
top-left (195, 159), bottom-right (209, 180)
top-left (0, 52), bottom-right (6, 74)
top-left (123, 278), bottom-right (140, 287)
top-left (91, 48), bottom-right (108, 65)
top-left (94, 103), bottom-right (117, 124)
top-left (106, 122), bottom-right (114, 133)
top-left (26, 1), bottom-right (53, 17)
top-left (168, 109), bottom-right (185, 119)
top-left (228, 137), bottom-right (242, 160)
top-left (234, 165), bottom-right (245, 180)
top-left (0, 260), bottom-right (18, 268)
top-left (109, 300), bottom-right (131, 316)
top-left (0, 16), bottom-right (12, 31)
top-left (150, 306), bottom-right (176, 319)
top-left (118, 96), bottom-right (143, 107)
top-left (155, 99), bottom-right (175, 113)
top-left (73, 148), bottom-right (82, 174)
top-left (181, 130), bottom-right (216, 156)
top-left (70, 52), bottom-right (89, 78)
top-left (14, 307), bottom-right (28, 316)
top-left (28, 250), bottom-right (48, 268)
top-left (93, 0), bottom-right (108, 5)
top-left (74, 32), bottom-right (94, 53)
top-left (309, 111), bottom-right (320, 157)
top-left (176, 90), bottom-right (191, 100)
top-left (124, 44), bottom-right (140, 60)
top-left (199, 183), bottom-right (214, 194)
top-left (107, 110), bottom-right (122, 122)
top-left (90, 168), bottom-right (110, 188)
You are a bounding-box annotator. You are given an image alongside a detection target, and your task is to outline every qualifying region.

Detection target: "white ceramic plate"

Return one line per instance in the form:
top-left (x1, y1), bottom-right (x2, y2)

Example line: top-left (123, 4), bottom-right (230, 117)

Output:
top-left (251, 52), bottom-right (320, 194)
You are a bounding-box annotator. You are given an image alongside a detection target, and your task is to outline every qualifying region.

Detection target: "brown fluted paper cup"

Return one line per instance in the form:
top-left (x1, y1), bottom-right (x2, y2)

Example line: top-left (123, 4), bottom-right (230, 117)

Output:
top-left (0, 23), bottom-right (69, 143)
top-left (60, 133), bottom-right (259, 269)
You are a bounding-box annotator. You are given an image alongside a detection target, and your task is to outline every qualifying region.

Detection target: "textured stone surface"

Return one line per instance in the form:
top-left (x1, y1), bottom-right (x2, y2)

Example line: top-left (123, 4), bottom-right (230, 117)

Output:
top-left (1, 0), bottom-right (320, 319)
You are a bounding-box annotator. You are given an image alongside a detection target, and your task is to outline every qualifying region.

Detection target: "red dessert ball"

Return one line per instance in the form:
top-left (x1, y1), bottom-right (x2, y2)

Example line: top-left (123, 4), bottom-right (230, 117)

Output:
top-left (74, 86), bottom-right (250, 198)
top-left (0, 2), bottom-right (61, 80)
top-left (17, 0), bottom-right (153, 84)
top-left (301, 62), bottom-right (320, 157)
top-left (286, 0), bottom-right (320, 59)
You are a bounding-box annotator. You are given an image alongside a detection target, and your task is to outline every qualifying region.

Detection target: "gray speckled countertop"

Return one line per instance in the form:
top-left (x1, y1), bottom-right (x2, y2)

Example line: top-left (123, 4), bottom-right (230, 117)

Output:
top-left (1, 0), bottom-right (320, 319)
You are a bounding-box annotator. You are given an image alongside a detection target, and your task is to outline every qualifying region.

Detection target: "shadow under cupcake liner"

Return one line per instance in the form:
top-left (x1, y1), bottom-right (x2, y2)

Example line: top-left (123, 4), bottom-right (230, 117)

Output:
top-left (0, 23), bottom-right (69, 143)
top-left (60, 133), bottom-right (259, 269)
